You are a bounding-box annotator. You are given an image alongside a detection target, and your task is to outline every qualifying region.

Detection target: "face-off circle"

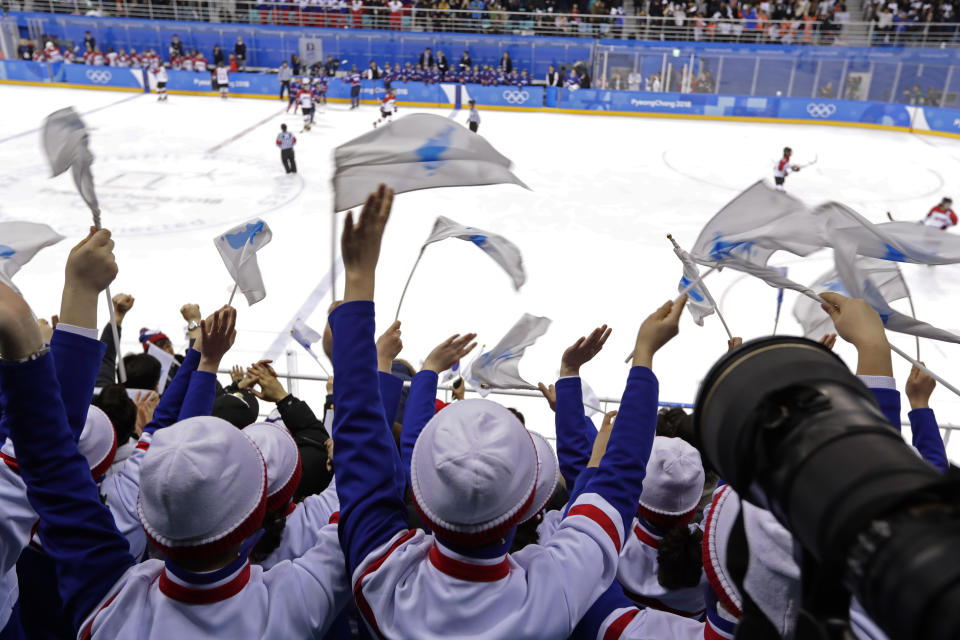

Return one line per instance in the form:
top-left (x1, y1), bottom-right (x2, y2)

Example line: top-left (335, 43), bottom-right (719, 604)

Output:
top-left (0, 152), bottom-right (303, 236)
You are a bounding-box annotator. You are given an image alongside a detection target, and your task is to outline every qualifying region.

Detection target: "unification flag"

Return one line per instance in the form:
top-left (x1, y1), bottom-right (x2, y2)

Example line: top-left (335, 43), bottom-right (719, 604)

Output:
top-left (290, 318), bottom-right (321, 353)
top-left (463, 313), bottom-right (551, 393)
top-left (214, 219), bottom-right (272, 306)
top-left (832, 238), bottom-right (960, 344)
top-left (332, 113), bottom-right (528, 211)
top-left (0, 222), bottom-right (64, 292)
top-left (673, 245), bottom-right (715, 326)
top-left (423, 216), bottom-right (526, 290)
top-left (41, 107), bottom-right (100, 216)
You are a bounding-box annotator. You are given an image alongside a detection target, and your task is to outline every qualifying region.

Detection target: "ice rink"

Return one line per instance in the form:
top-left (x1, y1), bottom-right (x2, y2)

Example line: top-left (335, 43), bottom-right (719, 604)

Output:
top-left (2, 83), bottom-right (960, 459)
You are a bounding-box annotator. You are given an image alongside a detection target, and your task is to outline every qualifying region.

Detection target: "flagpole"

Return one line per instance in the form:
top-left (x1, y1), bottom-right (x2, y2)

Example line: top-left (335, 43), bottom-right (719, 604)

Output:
top-left (624, 265), bottom-right (719, 363)
top-left (667, 235), bottom-right (732, 340)
top-left (330, 201), bottom-right (338, 303)
top-left (226, 240), bottom-right (250, 307)
top-left (394, 245), bottom-right (426, 322)
top-left (896, 264), bottom-right (921, 360)
top-left (292, 337), bottom-right (331, 376)
top-left (773, 288), bottom-right (785, 335)
top-left (90, 206), bottom-right (126, 384)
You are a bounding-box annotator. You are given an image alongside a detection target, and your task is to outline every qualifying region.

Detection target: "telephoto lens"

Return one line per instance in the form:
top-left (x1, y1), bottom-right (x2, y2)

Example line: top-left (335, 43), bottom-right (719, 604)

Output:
top-left (694, 336), bottom-right (960, 640)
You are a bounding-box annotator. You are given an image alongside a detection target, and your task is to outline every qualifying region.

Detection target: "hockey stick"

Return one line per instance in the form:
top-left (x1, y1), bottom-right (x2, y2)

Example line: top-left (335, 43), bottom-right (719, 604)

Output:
top-left (797, 154), bottom-right (818, 169)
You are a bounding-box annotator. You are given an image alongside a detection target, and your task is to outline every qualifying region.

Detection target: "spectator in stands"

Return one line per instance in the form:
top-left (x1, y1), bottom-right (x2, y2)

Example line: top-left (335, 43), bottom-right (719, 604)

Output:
top-left (213, 44), bottom-right (225, 67)
top-left (459, 49), bottom-right (472, 72)
top-left (169, 34), bottom-right (184, 59)
top-left (818, 80), bottom-right (836, 97)
top-left (83, 31), bottom-right (95, 53)
top-left (546, 64), bottom-right (562, 86)
top-left (235, 36), bottom-right (247, 71)
top-left (499, 50), bottom-right (513, 73)
top-left (419, 47), bottom-right (435, 68)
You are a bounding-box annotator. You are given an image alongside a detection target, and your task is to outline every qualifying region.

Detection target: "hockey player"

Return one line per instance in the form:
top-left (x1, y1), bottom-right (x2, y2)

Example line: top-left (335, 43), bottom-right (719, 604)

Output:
top-left (923, 197), bottom-right (958, 230)
top-left (298, 83), bottom-right (315, 131)
top-left (152, 64), bottom-right (169, 101)
top-left (44, 42), bottom-right (63, 63)
top-left (116, 49), bottom-right (130, 67)
top-left (216, 64), bottom-right (230, 99)
top-left (313, 75), bottom-right (328, 106)
top-left (373, 90), bottom-right (397, 128)
top-left (105, 47), bottom-right (118, 66)
top-left (345, 65), bottom-right (362, 109)
top-left (195, 52), bottom-right (208, 73)
top-left (383, 62), bottom-right (396, 90)
top-left (774, 146), bottom-right (800, 191)
top-left (467, 99), bottom-right (480, 133)
top-left (286, 78), bottom-right (302, 113)
top-left (181, 52), bottom-right (194, 72)
top-left (128, 48), bottom-right (141, 68)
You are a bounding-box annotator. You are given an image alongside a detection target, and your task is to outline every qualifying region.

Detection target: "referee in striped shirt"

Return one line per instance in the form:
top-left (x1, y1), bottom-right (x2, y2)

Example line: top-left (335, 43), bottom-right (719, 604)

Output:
top-left (276, 123), bottom-right (297, 174)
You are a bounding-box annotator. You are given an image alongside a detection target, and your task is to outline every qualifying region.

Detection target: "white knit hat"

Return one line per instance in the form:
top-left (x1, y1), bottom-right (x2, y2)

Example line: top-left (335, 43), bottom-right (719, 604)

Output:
top-left (637, 436), bottom-right (705, 527)
top-left (1, 405), bottom-right (116, 479)
top-left (138, 416), bottom-right (267, 562)
top-left (410, 399), bottom-right (538, 545)
top-left (521, 431), bottom-right (559, 523)
top-left (701, 485), bottom-right (802, 635)
top-left (242, 422), bottom-right (302, 514)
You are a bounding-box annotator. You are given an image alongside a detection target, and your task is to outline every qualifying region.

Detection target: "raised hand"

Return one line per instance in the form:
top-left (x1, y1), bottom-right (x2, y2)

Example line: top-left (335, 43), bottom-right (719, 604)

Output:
top-left (248, 361), bottom-right (288, 403)
top-left (818, 333), bottom-right (837, 350)
top-left (377, 320), bottom-right (403, 372)
top-left (38, 318), bottom-right (54, 344)
top-left (560, 325), bottom-right (611, 377)
top-left (113, 293), bottom-right (134, 323)
top-left (819, 292), bottom-right (891, 376)
top-left (0, 282), bottom-right (44, 361)
top-left (587, 410), bottom-right (618, 468)
top-left (537, 382), bottom-right (557, 412)
top-left (180, 304), bottom-right (201, 323)
top-left (342, 184), bottom-right (394, 302)
top-left (197, 306), bottom-right (237, 373)
top-left (423, 333), bottom-right (478, 374)
top-left (322, 300), bottom-right (343, 359)
top-left (906, 364), bottom-right (936, 410)
top-left (61, 228), bottom-right (119, 329)
top-left (632, 295), bottom-right (687, 369)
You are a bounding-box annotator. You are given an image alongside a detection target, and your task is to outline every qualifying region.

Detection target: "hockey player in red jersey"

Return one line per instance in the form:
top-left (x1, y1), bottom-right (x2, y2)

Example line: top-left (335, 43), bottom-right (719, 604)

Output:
top-left (773, 146), bottom-right (800, 191)
top-left (297, 83), bottom-right (315, 131)
top-left (923, 197), bottom-right (958, 231)
top-left (152, 64), bottom-right (169, 101)
top-left (373, 89), bottom-right (397, 128)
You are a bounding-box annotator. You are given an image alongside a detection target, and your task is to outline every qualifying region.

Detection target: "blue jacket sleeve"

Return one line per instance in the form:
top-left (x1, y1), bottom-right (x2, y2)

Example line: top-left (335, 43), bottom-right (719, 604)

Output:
top-left (555, 377), bottom-right (596, 490)
top-left (564, 466), bottom-right (599, 517)
top-left (176, 371), bottom-right (217, 422)
top-left (581, 366), bottom-right (658, 532)
top-left (378, 371), bottom-right (403, 428)
top-left (870, 387), bottom-right (901, 432)
top-left (142, 349), bottom-right (200, 437)
top-left (50, 329), bottom-right (107, 442)
top-left (0, 354), bottom-right (134, 634)
top-left (330, 301), bottom-right (408, 576)
top-left (909, 408), bottom-right (948, 473)
top-left (400, 370), bottom-right (439, 490)
top-left (571, 579), bottom-right (637, 640)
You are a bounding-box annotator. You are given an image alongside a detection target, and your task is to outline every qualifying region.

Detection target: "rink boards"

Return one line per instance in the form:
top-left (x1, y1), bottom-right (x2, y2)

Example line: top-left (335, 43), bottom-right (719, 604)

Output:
top-left (3, 59), bottom-right (960, 138)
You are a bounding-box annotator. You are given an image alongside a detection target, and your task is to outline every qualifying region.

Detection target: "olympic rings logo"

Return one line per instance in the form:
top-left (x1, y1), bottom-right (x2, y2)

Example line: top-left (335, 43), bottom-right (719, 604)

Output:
top-left (502, 89), bottom-right (530, 104)
top-left (85, 69), bottom-right (113, 84)
top-left (806, 103), bottom-right (837, 118)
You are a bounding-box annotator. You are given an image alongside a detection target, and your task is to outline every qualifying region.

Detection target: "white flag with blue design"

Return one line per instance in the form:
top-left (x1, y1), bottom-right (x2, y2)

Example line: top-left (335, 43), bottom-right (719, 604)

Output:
top-left (214, 219), bottom-right (272, 306)
top-left (793, 256), bottom-right (908, 340)
top-left (290, 318), bottom-right (321, 352)
top-left (463, 313), bottom-right (551, 394)
top-left (832, 238), bottom-right (960, 344)
top-left (424, 216), bottom-right (526, 290)
top-left (673, 245), bottom-right (714, 326)
top-left (0, 222), bottom-right (64, 293)
top-left (332, 113), bottom-right (528, 212)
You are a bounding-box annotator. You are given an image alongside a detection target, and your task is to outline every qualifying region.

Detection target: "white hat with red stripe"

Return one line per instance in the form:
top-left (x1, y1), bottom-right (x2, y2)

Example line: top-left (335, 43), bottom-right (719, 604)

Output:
top-left (1, 405), bottom-right (116, 479)
top-left (637, 436), bottom-right (704, 527)
top-left (701, 485), bottom-right (802, 635)
top-left (138, 416), bottom-right (267, 562)
top-left (410, 398), bottom-right (538, 546)
top-left (522, 431), bottom-right (559, 523)
top-left (242, 422), bottom-right (302, 514)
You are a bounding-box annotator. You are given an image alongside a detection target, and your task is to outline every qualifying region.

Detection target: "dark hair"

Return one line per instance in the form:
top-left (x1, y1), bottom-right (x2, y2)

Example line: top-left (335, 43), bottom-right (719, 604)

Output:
top-left (93, 384), bottom-right (137, 444)
top-left (508, 408), bottom-right (525, 425)
top-left (281, 123), bottom-right (287, 131)
top-left (212, 392), bottom-right (260, 429)
top-left (250, 509), bottom-right (288, 564)
top-left (656, 407), bottom-right (690, 438)
top-left (122, 353), bottom-right (162, 391)
top-left (656, 526), bottom-right (704, 589)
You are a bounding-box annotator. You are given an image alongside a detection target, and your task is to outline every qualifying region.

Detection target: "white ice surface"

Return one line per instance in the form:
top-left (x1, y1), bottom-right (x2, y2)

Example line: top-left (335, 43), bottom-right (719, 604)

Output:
top-left (2, 84), bottom-right (959, 461)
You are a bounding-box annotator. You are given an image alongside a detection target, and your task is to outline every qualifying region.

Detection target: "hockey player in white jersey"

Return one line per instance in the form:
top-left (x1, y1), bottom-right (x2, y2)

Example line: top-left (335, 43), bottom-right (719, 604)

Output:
top-left (152, 64), bottom-right (169, 101)
top-left (773, 146), bottom-right (800, 191)
top-left (373, 89), bottom-right (397, 128)
top-left (216, 65), bottom-right (229, 99)
top-left (298, 85), bottom-right (315, 131)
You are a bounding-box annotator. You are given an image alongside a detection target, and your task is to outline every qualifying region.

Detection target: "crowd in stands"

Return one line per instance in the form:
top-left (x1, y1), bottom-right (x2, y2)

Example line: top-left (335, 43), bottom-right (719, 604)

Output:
top-left (0, 183), bottom-right (947, 639)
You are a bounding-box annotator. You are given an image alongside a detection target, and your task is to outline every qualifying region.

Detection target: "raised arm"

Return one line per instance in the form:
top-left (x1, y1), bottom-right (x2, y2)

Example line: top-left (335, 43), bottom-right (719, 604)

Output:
top-left (400, 333), bottom-right (477, 488)
top-left (0, 280), bottom-right (134, 634)
top-left (377, 320), bottom-right (405, 427)
top-left (906, 364), bottom-right (948, 472)
top-left (330, 185), bottom-right (409, 575)
top-left (176, 306), bottom-right (236, 421)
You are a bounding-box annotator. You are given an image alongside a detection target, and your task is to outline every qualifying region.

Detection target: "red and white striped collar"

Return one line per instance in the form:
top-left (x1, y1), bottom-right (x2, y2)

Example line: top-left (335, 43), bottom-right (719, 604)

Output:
top-left (429, 541), bottom-right (510, 582)
top-left (159, 557), bottom-right (251, 605)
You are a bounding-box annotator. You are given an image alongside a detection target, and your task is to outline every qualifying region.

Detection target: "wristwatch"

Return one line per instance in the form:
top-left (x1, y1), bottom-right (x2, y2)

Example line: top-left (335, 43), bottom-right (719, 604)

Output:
top-left (187, 321), bottom-right (201, 331)
top-left (2, 346), bottom-right (50, 364)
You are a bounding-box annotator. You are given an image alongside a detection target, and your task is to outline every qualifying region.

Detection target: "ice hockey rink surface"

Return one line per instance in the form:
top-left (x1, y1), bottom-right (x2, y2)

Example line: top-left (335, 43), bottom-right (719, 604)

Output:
top-left (2, 83), bottom-right (959, 460)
